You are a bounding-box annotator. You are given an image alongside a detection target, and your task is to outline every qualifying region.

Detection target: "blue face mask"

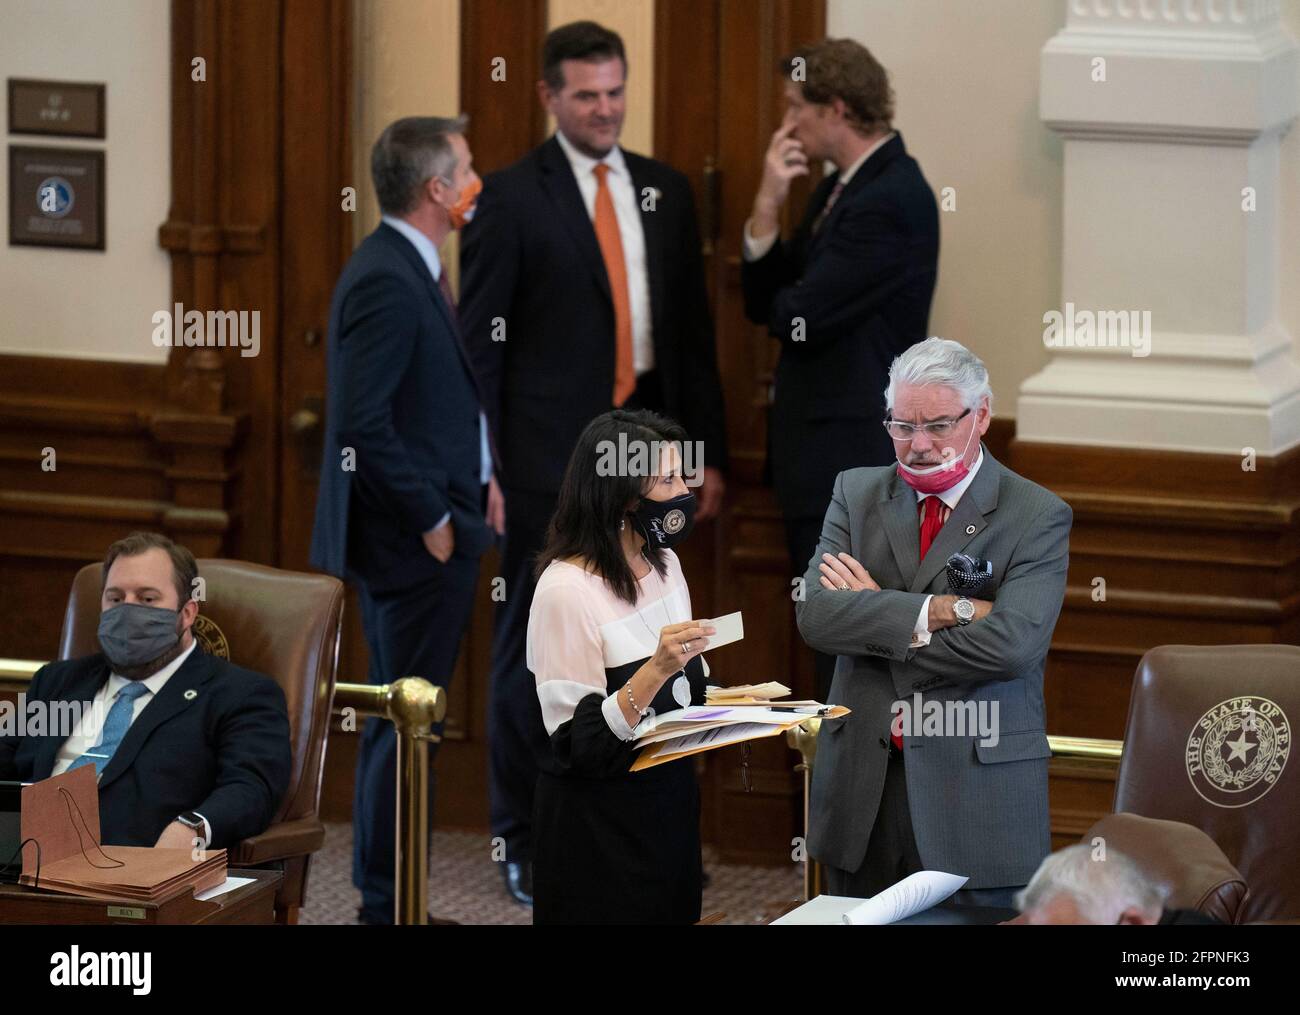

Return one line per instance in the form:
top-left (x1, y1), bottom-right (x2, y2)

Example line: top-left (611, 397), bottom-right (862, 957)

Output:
top-left (97, 603), bottom-right (181, 670)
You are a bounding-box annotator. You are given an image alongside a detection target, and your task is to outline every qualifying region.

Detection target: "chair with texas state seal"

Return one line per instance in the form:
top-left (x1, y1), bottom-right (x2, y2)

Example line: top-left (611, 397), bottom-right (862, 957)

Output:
top-left (1109, 644), bottom-right (1298, 923)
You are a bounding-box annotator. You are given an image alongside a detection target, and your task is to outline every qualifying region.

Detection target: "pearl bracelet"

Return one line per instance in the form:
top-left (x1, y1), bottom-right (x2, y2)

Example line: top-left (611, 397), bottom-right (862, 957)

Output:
top-left (625, 682), bottom-right (649, 718)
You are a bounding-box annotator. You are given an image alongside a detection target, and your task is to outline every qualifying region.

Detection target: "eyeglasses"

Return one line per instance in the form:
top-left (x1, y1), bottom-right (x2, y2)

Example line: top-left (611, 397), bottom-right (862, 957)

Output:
top-left (883, 407), bottom-right (971, 441)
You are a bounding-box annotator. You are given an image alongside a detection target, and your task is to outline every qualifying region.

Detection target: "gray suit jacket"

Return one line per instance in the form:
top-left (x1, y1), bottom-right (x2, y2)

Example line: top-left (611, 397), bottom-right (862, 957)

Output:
top-left (796, 447), bottom-right (1071, 888)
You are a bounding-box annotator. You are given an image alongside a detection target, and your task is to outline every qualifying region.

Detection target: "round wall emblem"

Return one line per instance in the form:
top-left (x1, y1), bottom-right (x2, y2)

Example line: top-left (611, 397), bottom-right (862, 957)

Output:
top-left (37, 176), bottom-right (75, 218)
top-left (1185, 696), bottom-right (1290, 809)
top-left (663, 508), bottom-right (686, 535)
top-left (192, 615), bottom-right (231, 659)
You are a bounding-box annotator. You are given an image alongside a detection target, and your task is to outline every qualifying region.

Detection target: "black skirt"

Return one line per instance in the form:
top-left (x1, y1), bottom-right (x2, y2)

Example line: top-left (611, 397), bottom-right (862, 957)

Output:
top-left (532, 756), bottom-right (702, 925)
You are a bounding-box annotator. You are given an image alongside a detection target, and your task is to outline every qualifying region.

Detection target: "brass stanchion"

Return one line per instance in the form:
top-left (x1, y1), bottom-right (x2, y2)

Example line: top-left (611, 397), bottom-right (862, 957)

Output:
top-left (786, 717), bottom-right (823, 902)
top-left (333, 677), bottom-right (445, 927)
top-left (388, 677), bottom-right (444, 927)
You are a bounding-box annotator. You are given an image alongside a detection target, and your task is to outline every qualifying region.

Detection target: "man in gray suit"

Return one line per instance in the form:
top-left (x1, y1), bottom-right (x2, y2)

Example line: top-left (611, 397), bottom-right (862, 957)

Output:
top-left (796, 337), bottom-right (1071, 908)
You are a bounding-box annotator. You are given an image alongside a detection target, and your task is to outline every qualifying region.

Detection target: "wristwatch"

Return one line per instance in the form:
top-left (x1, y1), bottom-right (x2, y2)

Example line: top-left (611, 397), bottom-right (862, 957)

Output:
top-left (176, 811), bottom-right (207, 844)
top-left (953, 596), bottom-right (976, 626)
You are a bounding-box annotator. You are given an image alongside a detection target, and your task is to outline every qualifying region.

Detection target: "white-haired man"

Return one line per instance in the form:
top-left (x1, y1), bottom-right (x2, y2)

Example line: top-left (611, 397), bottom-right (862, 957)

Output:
top-left (1014, 845), bottom-right (1220, 924)
top-left (796, 337), bottom-right (1072, 908)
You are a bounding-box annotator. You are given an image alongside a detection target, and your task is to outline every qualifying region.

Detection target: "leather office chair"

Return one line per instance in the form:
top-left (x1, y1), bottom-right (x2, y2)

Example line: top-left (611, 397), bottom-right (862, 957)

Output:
top-left (1113, 644), bottom-right (1298, 923)
top-left (1080, 812), bottom-right (1247, 923)
top-left (58, 559), bottom-right (344, 924)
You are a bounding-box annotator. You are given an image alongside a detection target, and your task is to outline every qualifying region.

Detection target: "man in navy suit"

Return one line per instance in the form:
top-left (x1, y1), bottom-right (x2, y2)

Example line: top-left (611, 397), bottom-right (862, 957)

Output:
top-left (742, 38), bottom-right (939, 702)
top-left (0, 532), bottom-right (290, 852)
top-left (460, 21), bottom-right (729, 905)
top-left (310, 115), bottom-right (502, 924)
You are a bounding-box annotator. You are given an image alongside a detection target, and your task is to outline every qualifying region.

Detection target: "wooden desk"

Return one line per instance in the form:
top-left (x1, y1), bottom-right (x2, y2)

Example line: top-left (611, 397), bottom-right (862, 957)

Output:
top-left (0, 868), bottom-right (281, 925)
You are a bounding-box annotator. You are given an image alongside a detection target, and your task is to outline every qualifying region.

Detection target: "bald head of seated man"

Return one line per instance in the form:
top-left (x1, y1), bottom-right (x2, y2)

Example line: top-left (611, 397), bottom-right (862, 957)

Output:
top-left (0, 531), bottom-right (290, 851)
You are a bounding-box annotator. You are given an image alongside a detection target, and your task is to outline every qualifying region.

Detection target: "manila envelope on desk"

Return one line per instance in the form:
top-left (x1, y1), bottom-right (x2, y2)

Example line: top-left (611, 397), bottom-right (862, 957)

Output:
top-left (19, 766), bottom-right (226, 902)
top-left (19, 765), bottom-right (102, 879)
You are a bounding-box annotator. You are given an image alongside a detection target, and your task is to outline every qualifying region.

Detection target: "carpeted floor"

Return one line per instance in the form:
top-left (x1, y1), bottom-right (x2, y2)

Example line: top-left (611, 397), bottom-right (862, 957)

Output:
top-left (300, 822), bottom-right (805, 925)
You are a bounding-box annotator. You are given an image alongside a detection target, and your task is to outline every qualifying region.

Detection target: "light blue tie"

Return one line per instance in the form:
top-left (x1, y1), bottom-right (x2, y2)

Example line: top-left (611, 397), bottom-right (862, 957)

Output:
top-left (68, 682), bottom-right (150, 776)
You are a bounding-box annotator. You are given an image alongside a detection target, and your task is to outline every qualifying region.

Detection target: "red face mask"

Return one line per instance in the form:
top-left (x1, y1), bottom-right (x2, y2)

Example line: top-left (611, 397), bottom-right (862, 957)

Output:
top-left (895, 416), bottom-right (979, 495)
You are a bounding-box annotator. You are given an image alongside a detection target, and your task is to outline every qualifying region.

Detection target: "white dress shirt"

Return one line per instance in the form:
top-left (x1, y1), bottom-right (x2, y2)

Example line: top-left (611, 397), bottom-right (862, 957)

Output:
top-left (381, 214), bottom-right (493, 532)
top-left (743, 131), bottom-right (897, 261)
top-left (52, 639), bottom-right (211, 846)
top-left (553, 130), bottom-right (655, 375)
top-left (909, 447), bottom-right (984, 648)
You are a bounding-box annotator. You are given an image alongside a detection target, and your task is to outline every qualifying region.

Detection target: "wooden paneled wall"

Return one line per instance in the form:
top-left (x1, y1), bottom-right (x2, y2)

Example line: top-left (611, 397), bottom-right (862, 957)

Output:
top-left (0, 0), bottom-right (352, 716)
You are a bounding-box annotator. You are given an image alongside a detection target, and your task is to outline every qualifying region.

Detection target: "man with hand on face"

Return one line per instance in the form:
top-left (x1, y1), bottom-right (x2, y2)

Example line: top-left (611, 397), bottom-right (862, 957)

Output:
top-left (744, 39), bottom-right (939, 703)
top-left (459, 20), bottom-right (728, 906)
top-left (310, 115), bottom-right (501, 924)
top-left (796, 339), bottom-right (1071, 910)
top-left (0, 532), bottom-right (290, 851)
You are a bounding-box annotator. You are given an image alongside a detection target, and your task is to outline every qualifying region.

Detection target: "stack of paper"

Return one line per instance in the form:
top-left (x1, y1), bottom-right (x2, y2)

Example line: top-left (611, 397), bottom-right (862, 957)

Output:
top-left (630, 702), bottom-right (850, 771)
top-left (21, 847), bottom-right (228, 904)
top-left (769, 872), bottom-right (970, 925)
top-left (707, 681), bottom-right (791, 703)
top-left (841, 871), bottom-right (968, 924)
top-left (630, 614), bottom-right (848, 770)
top-left (19, 766), bottom-right (227, 905)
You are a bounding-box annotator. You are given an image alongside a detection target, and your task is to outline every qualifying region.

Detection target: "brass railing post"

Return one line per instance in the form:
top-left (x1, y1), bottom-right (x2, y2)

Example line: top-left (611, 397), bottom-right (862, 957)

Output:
top-left (786, 718), bottom-right (824, 902)
top-left (386, 677), bottom-right (444, 927)
top-left (327, 677), bottom-right (446, 927)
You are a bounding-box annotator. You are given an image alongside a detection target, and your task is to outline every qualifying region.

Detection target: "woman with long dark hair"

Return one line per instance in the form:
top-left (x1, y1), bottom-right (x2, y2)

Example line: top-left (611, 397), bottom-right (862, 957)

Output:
top-left (527, 409), bottom-right (716, 924)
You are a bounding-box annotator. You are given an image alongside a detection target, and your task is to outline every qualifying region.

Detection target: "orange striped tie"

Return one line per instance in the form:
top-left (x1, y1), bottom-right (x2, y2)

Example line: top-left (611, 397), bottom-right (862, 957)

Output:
top-left (592, 163), bottom-right (635, 407)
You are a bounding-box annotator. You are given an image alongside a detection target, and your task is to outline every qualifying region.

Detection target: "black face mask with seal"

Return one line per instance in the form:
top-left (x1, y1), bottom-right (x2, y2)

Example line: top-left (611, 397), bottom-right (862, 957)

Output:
top-left (633, 491), bottom-right (697, 550)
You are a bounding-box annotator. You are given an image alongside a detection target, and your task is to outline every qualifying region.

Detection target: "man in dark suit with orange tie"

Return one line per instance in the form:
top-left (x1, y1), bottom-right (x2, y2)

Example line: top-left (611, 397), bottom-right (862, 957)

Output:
top-left (742, 38), bottom-right (939, 702)
top-left (311, 115), bottom-right (503, 924)
top-left (460, 21), bottom-right (728, 905)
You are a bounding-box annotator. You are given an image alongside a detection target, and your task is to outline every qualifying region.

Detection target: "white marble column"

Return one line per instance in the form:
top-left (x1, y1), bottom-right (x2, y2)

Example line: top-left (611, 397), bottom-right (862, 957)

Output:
top-left (1018, 0), bottom-right (1300, 454)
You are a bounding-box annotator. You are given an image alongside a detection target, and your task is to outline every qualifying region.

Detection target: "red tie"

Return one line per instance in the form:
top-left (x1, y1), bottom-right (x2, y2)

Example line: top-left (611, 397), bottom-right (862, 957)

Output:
top-left (892, 496), bottom-right (947, 750)
top-left (918, 495), bottom-right (945, 560)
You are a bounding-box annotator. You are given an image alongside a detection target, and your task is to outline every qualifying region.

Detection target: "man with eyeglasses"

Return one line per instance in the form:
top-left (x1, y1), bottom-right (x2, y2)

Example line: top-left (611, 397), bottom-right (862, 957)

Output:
top-left (795, 338), bottom-right (1072, 911)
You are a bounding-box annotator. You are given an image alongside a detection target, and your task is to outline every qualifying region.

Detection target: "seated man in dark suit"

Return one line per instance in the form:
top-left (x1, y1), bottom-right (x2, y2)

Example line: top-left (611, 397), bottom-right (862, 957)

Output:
top-left (0, 531), bottom-right (291, 850)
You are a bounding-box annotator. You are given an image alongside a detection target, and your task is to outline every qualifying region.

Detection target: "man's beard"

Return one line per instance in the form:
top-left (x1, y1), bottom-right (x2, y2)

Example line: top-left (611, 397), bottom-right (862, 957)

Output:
top-left (116, 618), bottom-right (189, 681)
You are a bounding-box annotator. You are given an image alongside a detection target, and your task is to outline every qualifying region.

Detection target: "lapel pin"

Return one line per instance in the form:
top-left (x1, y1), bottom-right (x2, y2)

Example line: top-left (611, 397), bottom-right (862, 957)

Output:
top-left (965, 524), bottom-right (976, 535)
top-left (184, 689), bottom-right (198, 701)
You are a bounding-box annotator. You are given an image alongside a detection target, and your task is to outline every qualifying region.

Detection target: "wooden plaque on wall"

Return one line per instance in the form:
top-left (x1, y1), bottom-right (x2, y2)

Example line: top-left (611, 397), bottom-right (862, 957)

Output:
top-left (8, 145), bottom-right (105, 250)
top-left (7, 79), bottom-right (106, 138)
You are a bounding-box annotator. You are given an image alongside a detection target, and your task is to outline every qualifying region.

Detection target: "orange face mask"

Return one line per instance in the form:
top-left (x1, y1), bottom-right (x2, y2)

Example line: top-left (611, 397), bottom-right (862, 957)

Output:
top-left (441, 176), bottom-right (482, 230)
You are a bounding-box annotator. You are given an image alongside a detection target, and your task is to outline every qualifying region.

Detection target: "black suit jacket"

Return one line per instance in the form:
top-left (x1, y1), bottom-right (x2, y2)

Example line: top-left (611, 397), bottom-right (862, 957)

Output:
top-left (0, 649), bottom-right (291, 849)
top-left (311, 222), bottom-right (492, 592)
top-left (460, 135), bottom-right (728, 496)
top-left (742, 133), bottom-right (939, 519)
